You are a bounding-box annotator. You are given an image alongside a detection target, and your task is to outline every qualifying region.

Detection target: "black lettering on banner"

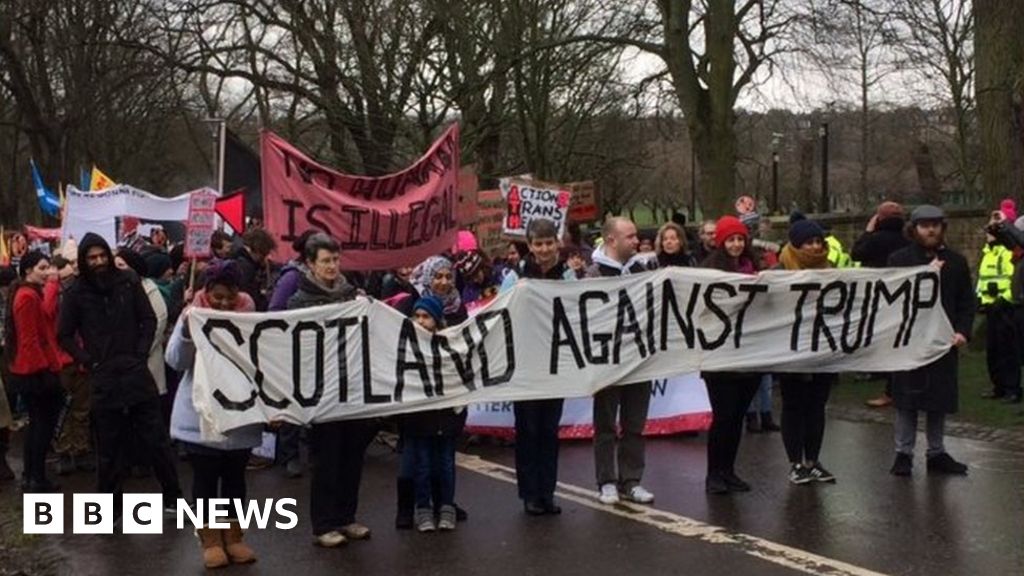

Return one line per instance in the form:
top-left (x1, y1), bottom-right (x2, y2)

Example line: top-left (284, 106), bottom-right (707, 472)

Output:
top-left (789, 283), bottom-right (820, 351)
top-left (424, 196), bottom-right (443, 244)
top-left (434, 334), bottom-right (476, 391)
top-left (841, 281), bottom-right (874, 352)
top-left (903, 271), bottom-right (940, 347)
top-left (291, 321), bottom-right (325, 407)
top-left (865, 279), bottom-right (911, 348)
top-left (307, 204), bottom-right (331, 236)
top-left (698, 283), bottom-right (735, 350)
top-left (661, 280), bottom-right (699, 350)
top-left (550, 297), bottom-right (585, 374)
top-left (651, 379), bottom-right (668, 396)
top-left (249, 320), bottom-right (291, 409)
top-left (395, 320), bottom-right (431, 401)
top-left (476, 309), bottom-right (515, 387)
top-left (385, 209), bottom-right (404, 250)
top-left (645, 282), bottom-right (656, 356)
top-left (613, 288), bottom-right (647, 363)
top-left (431, 336), bottom-right (446, 396)
top-left (341, 206), bottom-right (369, 250)
top-left (813, 281), bottom-right (847, 352)
top-left (734, 284), bottom-right (768, 348)
top-left (283, 199), bottom-right (303, 242)
top-left (369, 210), bottom-right (388, 250)
top-left (361, 317), bottom-right (388, 403)
top-left (407, 201), bottom-right (425, 247)
top-left (325, 317), bottom-right (360, 403)
top-left (202, 319), bottom-right (259, 411)
top-left (580, 291), bottom-right (611, 363)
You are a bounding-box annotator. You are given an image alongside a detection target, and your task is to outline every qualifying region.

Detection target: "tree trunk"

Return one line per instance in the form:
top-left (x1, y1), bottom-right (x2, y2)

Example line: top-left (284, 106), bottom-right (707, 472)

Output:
top-left (975, 0), bottom-right (1024, 204)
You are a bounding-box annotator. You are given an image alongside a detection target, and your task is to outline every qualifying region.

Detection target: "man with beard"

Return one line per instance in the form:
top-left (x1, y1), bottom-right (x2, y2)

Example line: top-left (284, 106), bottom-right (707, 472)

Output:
top-left (58, 233), bottom-right (182, 513)
top-left (887, 206), bottom-right (975, 476)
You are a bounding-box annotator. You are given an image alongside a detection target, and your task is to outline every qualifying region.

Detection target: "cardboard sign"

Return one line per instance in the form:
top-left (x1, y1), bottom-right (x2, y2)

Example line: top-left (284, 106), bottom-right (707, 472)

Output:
top-left (185, 189), bottom-right (218, 258)
top-left (567, 180), bottom-right (600, 223)
top-left (500, 177), bottom-right (570, 239)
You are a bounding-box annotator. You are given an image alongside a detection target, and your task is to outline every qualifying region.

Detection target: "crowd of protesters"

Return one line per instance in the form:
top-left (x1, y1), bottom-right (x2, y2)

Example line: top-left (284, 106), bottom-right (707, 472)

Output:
top-left (1, 195), bottom-right (1017, 569)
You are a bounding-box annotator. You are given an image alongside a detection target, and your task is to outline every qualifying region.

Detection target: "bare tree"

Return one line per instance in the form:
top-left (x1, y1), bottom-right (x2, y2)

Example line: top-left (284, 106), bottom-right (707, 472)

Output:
top-left (893, 0), bottom-right (977, 197)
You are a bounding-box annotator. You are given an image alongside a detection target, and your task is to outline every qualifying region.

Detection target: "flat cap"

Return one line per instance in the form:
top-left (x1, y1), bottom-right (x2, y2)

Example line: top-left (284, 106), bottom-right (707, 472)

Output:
top-left (910, 205), bottom-right (945, 223)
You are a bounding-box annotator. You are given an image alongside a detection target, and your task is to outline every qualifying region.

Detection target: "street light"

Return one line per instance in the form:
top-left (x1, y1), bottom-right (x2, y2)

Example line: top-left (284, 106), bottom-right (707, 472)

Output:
top-left (771, 132), bottom-right (783, 214)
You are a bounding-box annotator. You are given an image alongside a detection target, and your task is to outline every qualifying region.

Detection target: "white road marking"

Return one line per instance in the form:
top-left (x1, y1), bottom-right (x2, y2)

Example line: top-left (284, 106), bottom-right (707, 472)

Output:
top-left (457, 452), bottom-right (890, 576)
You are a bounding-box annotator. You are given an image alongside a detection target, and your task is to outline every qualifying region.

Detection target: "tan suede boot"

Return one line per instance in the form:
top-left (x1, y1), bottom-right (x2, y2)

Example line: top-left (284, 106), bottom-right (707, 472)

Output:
top-left (224, 521), bottom-right (257, 564)
top-left (196, 527), bottom-right (229, 569)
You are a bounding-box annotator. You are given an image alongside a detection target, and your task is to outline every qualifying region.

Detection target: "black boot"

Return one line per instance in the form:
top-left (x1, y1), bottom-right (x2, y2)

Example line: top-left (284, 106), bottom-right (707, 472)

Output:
top-left (0, 429), bottom-right (14, 482)
top-left (745, 412), bottom-right (761, 433)
top-left (760, 412), bottom-right (781, 432)
top-left (395, 477), bottom-right (414, 530)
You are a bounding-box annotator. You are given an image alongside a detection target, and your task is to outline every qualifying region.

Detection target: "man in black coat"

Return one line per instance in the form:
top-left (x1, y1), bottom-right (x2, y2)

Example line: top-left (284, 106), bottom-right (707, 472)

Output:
top-left (886, 206), bottom-right (975, 476)
top-left (58, 233), bottom-right (182, 512)
top-left (852, 201), bottom-right (910, 408)
top-left (231, 227), bottom-right (277, 311)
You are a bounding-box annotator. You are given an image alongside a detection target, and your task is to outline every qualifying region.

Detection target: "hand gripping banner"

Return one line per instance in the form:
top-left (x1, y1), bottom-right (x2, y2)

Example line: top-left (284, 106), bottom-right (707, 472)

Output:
top-left (189, 266), bottom-right (953, 438)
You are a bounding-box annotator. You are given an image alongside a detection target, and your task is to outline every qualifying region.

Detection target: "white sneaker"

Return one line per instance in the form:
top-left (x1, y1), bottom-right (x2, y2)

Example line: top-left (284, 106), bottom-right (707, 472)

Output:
top-left (623, 485), bottom-right (655, 504)
top-left (315, 531), bottom-right (347, 548)
top-left (598, 483), bottom-right (619, 504)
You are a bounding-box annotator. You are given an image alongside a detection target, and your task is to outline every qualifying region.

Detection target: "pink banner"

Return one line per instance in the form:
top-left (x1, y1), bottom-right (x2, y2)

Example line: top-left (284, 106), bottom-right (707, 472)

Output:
top-left (261, 125), bottom-right (460, 269)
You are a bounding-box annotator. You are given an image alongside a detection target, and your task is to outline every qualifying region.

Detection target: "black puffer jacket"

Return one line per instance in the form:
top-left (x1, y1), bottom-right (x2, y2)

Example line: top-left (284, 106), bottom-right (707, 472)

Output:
top-left (58, 233), bottom-right (158, 409)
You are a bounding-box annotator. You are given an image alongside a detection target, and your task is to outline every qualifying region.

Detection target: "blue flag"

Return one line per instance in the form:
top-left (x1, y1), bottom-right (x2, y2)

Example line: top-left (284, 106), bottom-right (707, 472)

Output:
top-left (30, 159), bottom-right (61, 217)
top-left (80, 167), bottom-right (91, 192)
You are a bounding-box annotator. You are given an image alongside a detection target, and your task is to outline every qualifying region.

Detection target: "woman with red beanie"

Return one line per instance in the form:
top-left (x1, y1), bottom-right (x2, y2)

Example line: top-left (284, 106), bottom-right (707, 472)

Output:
top-left (699, 217), bottom-right (763, 494)
top-left (2, 251), bottom-right (64, 492)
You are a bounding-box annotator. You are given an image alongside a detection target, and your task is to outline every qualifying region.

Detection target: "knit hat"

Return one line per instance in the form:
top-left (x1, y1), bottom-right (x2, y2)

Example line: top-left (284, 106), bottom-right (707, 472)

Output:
top-left (788, 219), bottom-right (826, 248)
top-left (18, 250), bottom-right (48, 278)
top-left (875, 201), bottom-right (904, 222)
top-left (456, 250), bottom-right (484, 278)
top-left (412, 295), bottom-right (445, 326)
top-left (455, 230), bottom-right (479, 254)
top-left (789, 210), bottom-right (807, 225)
top-left (1001, 199), bottom-right (1017, 222)
top-left (714, 216), bottom-right (750, 248)
top-left (204, 259), bottom-right (243, 290)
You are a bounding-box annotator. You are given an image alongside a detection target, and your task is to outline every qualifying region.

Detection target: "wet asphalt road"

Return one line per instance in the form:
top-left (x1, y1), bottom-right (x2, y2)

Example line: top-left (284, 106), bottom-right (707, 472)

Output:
top-left (16, 416), bottom-right (1024, 576)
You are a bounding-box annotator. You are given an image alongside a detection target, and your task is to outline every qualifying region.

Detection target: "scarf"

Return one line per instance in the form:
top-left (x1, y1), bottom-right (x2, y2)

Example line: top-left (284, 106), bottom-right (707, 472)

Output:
top-left (779, 244), bottom-right (830, 271)
top-left (657, 251), bottom-right (692, 268)
top-left (413, 256), bottom-right (462, 315)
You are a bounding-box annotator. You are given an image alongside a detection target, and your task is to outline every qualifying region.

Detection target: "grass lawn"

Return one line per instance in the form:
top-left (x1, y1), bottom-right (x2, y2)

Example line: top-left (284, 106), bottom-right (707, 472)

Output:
top-left (832, 329), bottom-right (1024, 431)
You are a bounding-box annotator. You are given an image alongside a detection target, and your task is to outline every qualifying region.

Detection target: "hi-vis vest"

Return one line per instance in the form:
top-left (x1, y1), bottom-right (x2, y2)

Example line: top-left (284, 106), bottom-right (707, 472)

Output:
top-left (977, 243), bottom-right (1014, 305)
top-left (826, 235), bottom-right (854, 268)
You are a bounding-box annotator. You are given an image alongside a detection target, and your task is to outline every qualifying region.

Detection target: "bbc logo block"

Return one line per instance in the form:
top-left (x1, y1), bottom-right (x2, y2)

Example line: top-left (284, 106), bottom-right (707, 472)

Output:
top-left (23, 494), bottom-right (63, 534)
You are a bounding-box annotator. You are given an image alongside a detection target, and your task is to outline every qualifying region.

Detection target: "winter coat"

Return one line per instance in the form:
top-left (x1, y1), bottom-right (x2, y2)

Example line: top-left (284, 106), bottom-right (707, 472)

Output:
top-left (850, 217), bottom-right (909, 268)
top-left (5, 283), bottom-right (61, 375)
top-left (41, 278), bottom-right (75, 368)
top-left (287, 272), bottom-right (358, 310)
top-left (268, 260), bottom-right (305, 311)
top-left (585, 247), bottom-right (652, 278)
top-left (142, 278), bottom-right (169, 394)
top-left (887, 242), bottom-right (976, 414)
top-left (991, 221), bottom-right (1024, 304)
top-left (57, 232), bottom-right (159, 409)
top-left (166, 291), bottom-right (261, 451)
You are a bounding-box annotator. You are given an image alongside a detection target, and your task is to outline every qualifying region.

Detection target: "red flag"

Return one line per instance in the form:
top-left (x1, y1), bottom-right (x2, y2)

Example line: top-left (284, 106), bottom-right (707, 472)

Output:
top-left (216, 189), bottom-right (247, 233)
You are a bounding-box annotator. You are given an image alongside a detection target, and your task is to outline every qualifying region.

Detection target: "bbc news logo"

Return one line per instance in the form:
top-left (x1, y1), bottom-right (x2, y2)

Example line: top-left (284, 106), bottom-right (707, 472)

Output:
top-left (24, 494), bottom-right (298, 534)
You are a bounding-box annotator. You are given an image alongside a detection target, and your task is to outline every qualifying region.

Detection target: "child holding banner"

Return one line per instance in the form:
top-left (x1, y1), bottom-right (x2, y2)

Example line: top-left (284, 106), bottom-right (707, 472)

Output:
top-left (401, 295), bottom-right (465, 532)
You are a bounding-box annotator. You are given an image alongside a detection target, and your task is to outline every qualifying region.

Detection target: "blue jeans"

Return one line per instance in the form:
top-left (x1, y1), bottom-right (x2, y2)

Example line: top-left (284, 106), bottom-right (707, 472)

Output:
top-left (747, 374), bottom-right (773, 414)
top-left (408, 435), bottom-right (456, 509)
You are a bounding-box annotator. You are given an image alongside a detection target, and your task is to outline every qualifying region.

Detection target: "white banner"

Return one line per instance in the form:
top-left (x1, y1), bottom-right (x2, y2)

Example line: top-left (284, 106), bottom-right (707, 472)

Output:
top-left (189, 266), bottom-right (953, 437)
top-left (466, 373), bottom-right (712, 439)
top-left (63, 185), bottom-right (216, 247)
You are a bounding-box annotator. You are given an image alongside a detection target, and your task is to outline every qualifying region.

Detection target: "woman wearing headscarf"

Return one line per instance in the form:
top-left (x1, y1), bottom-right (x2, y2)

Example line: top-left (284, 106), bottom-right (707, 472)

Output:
top-left (166, 260), bottom-right (260, 568)
top-left (412, 256), bottom-right (468, 326)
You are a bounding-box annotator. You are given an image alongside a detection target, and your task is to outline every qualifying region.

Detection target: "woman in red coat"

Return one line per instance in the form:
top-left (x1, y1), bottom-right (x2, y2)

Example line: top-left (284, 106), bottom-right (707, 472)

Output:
top-left (2, 251), bottom-right (65, 492)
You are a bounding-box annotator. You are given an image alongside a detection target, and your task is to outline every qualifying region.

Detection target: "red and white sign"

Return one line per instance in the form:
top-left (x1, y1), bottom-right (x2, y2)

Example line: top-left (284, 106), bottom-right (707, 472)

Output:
top-left (500, 177), bottom-right (571, 239)
top-left (261, 125), bottom-right (460, 269)
top-left (185, 189), bottom-right (218, 258)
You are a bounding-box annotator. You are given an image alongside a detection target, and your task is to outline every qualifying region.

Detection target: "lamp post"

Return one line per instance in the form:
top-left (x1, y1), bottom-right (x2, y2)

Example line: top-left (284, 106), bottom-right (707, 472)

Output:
top-left (771, 132), bottom-right (782, 214)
